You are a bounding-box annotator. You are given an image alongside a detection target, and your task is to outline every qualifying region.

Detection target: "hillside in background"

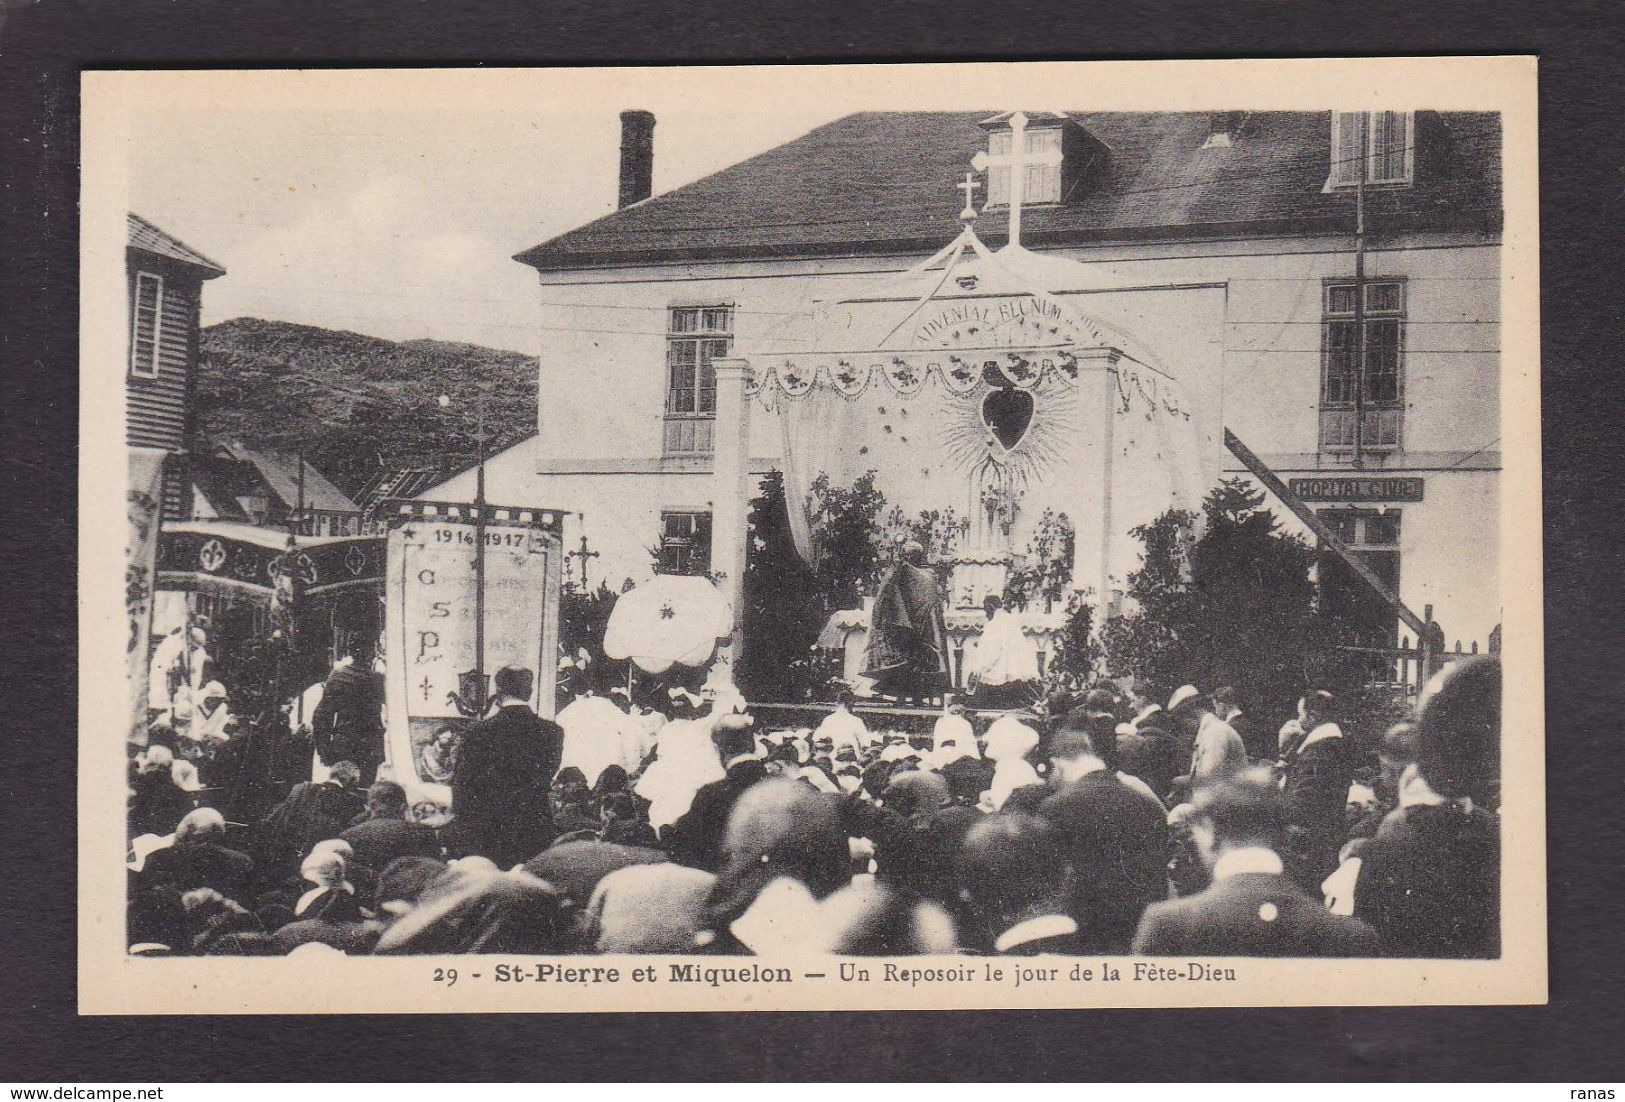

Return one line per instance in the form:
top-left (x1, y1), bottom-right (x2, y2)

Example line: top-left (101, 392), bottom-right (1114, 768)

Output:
top-left (197, 318), bottom-right (536, 497)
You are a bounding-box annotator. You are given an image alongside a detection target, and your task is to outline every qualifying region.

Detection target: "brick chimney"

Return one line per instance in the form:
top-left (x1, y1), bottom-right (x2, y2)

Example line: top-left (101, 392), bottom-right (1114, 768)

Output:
top-left (618, 110), bottom-right (656, 209)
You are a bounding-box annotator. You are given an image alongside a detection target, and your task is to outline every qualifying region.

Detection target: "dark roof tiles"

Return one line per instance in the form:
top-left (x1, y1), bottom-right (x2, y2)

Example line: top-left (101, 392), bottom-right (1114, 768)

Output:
top-left (516, 111), bottom-right (1500, 271)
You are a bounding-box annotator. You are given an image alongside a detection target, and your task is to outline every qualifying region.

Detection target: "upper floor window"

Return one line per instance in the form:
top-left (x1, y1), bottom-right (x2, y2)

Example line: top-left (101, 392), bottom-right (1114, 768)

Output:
top-left (664, 305), bottom-right (731, 456)
top-left (985, 126), bottom-right (1063, 206)
top-left (1328, 111), bottom-right (1414, 188)
top-left (129, 271), bottom-right (164, 378)
top-left (1320, 279), bottom-right (1406, 453)
top-left (657, 510), bottom-right (712, 576)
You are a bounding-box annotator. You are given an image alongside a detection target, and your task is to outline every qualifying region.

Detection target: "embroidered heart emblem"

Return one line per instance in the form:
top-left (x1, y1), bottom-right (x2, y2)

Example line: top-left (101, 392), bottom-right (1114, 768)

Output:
top-left (981, 386), bottom-right (1035, 452)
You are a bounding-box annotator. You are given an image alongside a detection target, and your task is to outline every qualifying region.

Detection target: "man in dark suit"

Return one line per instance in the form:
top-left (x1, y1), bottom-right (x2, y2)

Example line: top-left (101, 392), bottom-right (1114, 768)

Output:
top-left (666, 714), bottom-right (766, 873)
top-left (452, 666), bottom-right (562, 868)
top-left (311, 643), bottom-right (387, 787)
top-left (1353, 656), bottom-right (1501, 958)
top-left (1037, 719), bottom-right (1170, 953)
top-left (1278, 689), bottom-right (1354, 890)
top-left (954, 812), bottom-right (1083, 955)
top-left (139, 807), bottom-right (256, 903)
top-left (340, 781), bottom-right (438, 871)
top-left (257, 759), bottom-right (366, 880)
top-left (1133, 770), bottom-right (1378, 957)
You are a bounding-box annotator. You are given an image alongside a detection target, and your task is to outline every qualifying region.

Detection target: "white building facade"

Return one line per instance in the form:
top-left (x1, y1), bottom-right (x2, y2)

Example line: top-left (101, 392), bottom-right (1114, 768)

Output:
top-left (426, 109), bottom-right (1502, 655)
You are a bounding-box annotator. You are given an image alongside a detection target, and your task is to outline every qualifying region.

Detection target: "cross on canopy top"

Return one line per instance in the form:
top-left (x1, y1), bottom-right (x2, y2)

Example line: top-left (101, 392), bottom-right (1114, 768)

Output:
top-left (971, 110), bottom-right (1064, 249)
top-left (956, 172), bottom-right (981, 223)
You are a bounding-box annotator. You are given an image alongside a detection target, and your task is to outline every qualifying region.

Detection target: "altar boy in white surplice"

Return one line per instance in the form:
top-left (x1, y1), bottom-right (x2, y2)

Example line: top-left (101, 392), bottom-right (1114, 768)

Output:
top-left (966, 595), bottom-right (1039, 710)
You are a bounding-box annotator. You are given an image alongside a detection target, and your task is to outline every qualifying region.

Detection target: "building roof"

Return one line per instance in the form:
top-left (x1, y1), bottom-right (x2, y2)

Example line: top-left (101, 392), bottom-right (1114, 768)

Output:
top-left (208, 439), bottom-right (359, 513)
top-left (516, 111), bottom-right (1501, 271)
top-left (128, 213), bottom-right (227, 278)
top-left (354, 465), bottom-right (453, 513)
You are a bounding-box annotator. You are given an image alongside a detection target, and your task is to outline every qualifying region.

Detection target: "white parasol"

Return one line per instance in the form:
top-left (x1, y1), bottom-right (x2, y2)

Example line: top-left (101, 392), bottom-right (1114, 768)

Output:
top-left (602, 575), bottom-right (734, 674)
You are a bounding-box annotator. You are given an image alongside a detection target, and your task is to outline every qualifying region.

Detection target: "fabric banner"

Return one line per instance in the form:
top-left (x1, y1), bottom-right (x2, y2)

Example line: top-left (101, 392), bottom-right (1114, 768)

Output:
top-left (382, 508), bottom-right (562, 801)
top-left (127, 447), bottom-right (169, 743)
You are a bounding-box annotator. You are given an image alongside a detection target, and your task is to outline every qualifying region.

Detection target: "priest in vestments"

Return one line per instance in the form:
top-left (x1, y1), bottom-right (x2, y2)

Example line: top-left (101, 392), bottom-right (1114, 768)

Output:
top-left (860, 542), bottom-right (949, 704)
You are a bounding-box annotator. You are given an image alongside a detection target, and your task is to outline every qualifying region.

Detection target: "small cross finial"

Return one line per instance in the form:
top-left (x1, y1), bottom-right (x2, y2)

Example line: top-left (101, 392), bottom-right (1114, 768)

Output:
top-left (956, 172), bottom-right (981, 223)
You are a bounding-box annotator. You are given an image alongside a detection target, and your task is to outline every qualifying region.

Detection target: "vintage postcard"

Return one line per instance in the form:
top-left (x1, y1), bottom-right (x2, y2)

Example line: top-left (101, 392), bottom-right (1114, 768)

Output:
top-left (80, 57), bottom-right (1543, 1014)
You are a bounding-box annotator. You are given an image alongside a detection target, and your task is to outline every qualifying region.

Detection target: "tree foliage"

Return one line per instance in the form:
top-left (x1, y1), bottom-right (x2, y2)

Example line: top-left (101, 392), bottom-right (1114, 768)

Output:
top-left (1005, 509), bottom-right (1075, 613)
top-left (805, 471), bottom-right (891, 609)
top-left (1102, 478), bottom-right (1366, 728)
top-left (736, 471), bottom-right (826, 702)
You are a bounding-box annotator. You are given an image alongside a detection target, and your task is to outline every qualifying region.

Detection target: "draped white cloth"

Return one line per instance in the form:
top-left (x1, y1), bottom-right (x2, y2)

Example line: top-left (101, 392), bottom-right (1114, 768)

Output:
top-left (753, 236), bottom-right (1214, 594)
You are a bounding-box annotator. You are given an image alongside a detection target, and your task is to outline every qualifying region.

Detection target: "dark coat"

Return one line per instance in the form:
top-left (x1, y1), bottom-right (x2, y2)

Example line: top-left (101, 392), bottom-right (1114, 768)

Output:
top-left (1280, 729), bottom-right (1354, 886)
top-left (843, 797), bottom-right (980, 904)
top-left (311, 664), bottom-right (386, 775)
top-left (257, 780), bottom-right (366, 878)
top-left (452, 704), bottom-right (563, 866)
top-left (1039, 771), bottom-right (1171, 952)
top-left (1115, 725), bottom-right (1178, 805)
top-left (1353, 803), bottom-right (1499, 958)
top-left (1228, 711), bottom-right (1271, 763)
top-left (129, 771), bottom-right (194, 837)
top-left (339, 816), bottom-right (440, 872)
top-left (1133, 870), bottom-right (1380, 957)
top-left (1281, 730), bottom-right (1354, 832)
top-left (666, 759), bottom-right (769, 873)
top-left (270, 918), bottom-right (381, 955)
top-left (139, 839), bottom-right (256, 903)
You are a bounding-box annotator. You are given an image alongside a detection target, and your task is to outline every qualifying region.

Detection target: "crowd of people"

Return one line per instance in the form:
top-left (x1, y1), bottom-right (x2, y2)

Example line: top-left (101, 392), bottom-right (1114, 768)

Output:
top-left (127, 639), bottom-right (1501, 961)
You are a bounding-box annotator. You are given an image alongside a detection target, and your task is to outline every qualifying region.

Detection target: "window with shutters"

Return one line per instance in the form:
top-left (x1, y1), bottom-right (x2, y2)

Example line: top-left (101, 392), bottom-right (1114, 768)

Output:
top-left (664, 306), bottom-right (731, 456)
top-left (129, 271), bottom-right (164, 378)
top-left (1320, 280), bottom-right (1405, 454)
top-left (657, 510), bottom-right (712, 576)
top-left (1327, 111), bottom-right (1414, 189)
top-left (985, 126), bottom-right (1063, 206)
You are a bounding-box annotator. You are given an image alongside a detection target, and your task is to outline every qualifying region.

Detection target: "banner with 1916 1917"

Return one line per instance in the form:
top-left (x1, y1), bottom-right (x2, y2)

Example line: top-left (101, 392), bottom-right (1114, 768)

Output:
top-left (382, 504), bottom-right (562, 802)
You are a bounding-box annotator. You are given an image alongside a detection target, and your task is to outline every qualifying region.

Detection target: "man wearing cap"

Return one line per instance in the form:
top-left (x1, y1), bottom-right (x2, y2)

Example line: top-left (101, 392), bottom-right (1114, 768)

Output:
top-left (452, 666), bottom-right (563, 867)
top-left (1213, 686), bottom-right (1267, 764)
top-left (666, 714), bottom-right (766, 873)
top-left (1132, 771), bottom-right (1378, 957)
top-left (955, 813), bottom-right (1084, 955)
top-left (1353, 657), bottom-right (1501, 958)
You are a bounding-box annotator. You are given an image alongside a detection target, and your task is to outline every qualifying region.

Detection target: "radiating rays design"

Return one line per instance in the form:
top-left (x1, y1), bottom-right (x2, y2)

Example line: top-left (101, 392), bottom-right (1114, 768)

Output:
top-left (932, 374), bottom-right (1080, 486)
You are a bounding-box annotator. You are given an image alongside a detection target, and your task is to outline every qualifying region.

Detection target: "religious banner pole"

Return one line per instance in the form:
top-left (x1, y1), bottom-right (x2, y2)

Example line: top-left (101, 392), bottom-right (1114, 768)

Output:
top-left (474, 395), bottom-right (487, 705)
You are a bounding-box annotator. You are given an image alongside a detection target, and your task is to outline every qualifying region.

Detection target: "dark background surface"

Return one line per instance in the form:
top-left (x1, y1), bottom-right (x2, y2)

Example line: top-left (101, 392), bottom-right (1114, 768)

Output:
top-left (2, 0), bottom-right (1621, 1082)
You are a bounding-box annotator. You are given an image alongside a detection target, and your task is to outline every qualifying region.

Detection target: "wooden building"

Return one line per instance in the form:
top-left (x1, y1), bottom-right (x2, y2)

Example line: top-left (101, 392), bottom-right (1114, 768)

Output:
top-left (126, 213), bottom-right (227, 520)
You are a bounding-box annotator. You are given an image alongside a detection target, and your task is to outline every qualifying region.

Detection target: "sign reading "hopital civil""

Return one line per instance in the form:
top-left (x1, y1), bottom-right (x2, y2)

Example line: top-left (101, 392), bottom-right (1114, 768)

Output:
top-left (1288, 476), bottom-right (1425, 503)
